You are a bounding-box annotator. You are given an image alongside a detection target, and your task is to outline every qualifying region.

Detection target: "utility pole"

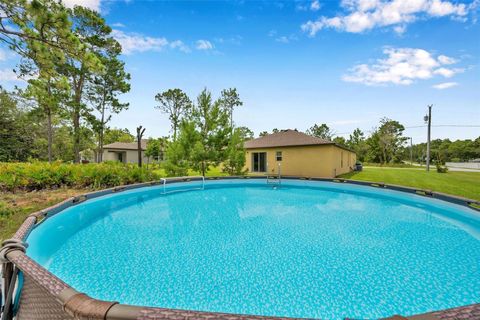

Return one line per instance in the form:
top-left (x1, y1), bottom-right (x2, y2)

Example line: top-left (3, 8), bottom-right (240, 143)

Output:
top-left (410, 137), bottom-right (413, 165)
top-left (424, 105), bottom-right (433, 171)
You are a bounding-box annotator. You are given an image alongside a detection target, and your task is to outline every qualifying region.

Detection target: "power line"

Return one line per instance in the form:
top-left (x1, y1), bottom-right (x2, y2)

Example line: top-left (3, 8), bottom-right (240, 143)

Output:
top-left (405, 124), bottom-right (480, 128)
top-left (334, 124), bottom-right (480, 136)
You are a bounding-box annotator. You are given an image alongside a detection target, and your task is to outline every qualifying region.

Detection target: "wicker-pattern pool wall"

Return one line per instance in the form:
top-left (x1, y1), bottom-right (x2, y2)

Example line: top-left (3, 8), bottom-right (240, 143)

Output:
top-left (2, 176), bottom-right (479, 320)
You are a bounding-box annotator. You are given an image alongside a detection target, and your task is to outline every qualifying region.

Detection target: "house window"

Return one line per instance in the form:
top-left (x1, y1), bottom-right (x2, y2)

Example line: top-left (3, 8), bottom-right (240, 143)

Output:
top-left (341, 152), bottom-right (344, 168)
top-left (276, 151), bottom-right (282, 161)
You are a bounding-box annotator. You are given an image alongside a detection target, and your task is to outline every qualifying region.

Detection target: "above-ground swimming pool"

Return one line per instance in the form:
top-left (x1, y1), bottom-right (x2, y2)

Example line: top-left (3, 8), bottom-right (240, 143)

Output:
top-left (25, 179), bottom-right (480, 320)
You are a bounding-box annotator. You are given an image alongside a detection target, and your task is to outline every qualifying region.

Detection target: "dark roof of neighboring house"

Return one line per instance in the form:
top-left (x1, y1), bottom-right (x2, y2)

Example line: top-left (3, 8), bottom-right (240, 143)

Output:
top-left (244, 129), bottom-right (354, 152)
top-left (103, 139), bottom-right (148, 151)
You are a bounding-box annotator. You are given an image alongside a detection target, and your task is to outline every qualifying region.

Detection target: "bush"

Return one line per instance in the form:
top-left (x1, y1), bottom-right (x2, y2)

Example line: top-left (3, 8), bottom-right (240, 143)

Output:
top-left (362, 162), bottom-right (417, 168)
top-left (0, 161), bottom-right (163, 192)
top-left (436, 162), bottom-right (448, 173)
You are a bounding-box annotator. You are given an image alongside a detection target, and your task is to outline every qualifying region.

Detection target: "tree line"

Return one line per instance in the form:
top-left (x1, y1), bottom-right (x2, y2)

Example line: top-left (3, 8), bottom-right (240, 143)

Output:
top-left (1, 2), bottom-right (478, 169)
top-left (0, 1), bottom-right (130, 163)
top-left (262, 120), bottom-right (480, 164)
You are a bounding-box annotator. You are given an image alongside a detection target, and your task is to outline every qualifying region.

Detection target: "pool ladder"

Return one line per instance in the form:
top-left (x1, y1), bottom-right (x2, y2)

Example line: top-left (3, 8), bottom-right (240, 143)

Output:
top-left (160, 176), bottom-right (205, 195)
top-left (266, 164), bottom-right (282, 186)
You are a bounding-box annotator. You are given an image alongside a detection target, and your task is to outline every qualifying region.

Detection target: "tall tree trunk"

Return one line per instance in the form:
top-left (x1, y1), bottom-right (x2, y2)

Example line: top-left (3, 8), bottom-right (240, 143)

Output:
top-left (97, 104), bottom-right (105, 163)
top-left (230, 108), bottom-right (233, 136)
top-left (72, 73), bottom-right (85, 164)
top-left (136, 126), bottom-right (145, 167)
top-left (46, 107), bottom-right (53, 163)
top-left (73, 109), bottom-right (80, 163)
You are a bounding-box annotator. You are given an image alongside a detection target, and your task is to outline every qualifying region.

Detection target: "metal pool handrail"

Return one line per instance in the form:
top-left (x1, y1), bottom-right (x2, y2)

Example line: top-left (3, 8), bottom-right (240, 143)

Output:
top-left (160, 175), bottom-right (205, 194)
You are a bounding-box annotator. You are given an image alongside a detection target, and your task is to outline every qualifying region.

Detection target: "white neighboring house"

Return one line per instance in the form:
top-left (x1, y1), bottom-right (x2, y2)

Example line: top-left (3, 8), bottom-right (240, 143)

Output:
top-left (100, 140), bottom-right (149, 164)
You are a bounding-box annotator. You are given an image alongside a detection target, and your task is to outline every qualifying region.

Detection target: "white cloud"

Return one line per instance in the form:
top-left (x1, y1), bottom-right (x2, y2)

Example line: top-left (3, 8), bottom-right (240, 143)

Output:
top-left (195, 40), bottom-right (214, 50)
top-left (301, 0), bottom-right (469, 36)
top-left (275, 34), bottom-right (298, 44)
top-left (393, 24), bottom-right (407, 34)
top-left (276, 36), bottom-right (290, 43)
top-left (0, 69), bottom-right (22, 82)
top-left (437, 54), bottom-right (457, 64)
top-left (111, 23), bottom-right (126, 28)
top-left (169, 40), bottom-right (191, 53)
top-left (268, 30), bottom-right (277, 37)
top-left (342, 47), bottom-right (462, 86)
top-left (432, 81), bottom-right (458, 89)
top-left (112, 30), bottom-right (190, 55)
top-left (311, 0), bottom-right (321, 11)
top-left (61, 0), bottom-right (101, 11)
top-left (0, 49), bottom-right (8, 61)
top-left (433, 67), bottom-right (464, 77)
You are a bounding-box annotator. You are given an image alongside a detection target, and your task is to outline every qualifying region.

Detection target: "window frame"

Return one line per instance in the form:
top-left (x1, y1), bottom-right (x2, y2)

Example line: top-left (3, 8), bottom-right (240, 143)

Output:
top-left (276, 151), bottom-right (283, 161)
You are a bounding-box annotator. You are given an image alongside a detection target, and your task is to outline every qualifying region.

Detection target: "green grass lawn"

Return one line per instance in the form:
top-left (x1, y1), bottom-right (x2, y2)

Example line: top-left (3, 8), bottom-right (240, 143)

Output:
top-left (340, 167), bottom-right (480, 201)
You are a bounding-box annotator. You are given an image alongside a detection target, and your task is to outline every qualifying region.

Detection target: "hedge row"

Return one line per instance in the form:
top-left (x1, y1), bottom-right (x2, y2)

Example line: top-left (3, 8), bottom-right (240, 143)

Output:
top-left (0, 162), bottom-right (163, 192)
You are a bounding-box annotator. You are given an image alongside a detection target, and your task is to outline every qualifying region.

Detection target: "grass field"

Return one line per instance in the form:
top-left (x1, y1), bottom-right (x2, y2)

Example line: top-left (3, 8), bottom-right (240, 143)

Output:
top-left (0, 188), bottom-right (85, 241)
top-left (341, 167), bottom-right (480, 201)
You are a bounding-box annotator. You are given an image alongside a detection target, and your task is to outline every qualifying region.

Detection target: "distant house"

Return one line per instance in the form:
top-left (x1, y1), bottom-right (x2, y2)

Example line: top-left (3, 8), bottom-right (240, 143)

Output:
top-left (101, 140), bottom-right (149, 164)
top-left (244, 129), bottom-right (356, 178)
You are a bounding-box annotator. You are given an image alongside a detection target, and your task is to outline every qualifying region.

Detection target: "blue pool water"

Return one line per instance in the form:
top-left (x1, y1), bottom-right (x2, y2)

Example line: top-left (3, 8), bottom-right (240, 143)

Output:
top-left (27, 180), bottom-right (480, 319)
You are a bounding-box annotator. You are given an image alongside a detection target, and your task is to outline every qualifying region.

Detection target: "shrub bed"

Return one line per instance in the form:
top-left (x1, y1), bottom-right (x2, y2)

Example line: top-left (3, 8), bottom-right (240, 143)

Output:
top-left (0, 162), bottom-right (163, 192)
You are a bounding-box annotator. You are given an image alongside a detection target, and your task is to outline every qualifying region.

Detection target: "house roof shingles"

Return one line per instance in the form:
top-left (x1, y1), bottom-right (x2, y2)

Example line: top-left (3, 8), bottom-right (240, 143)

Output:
top-left (103, 139), bottom-right (147, 151)
top-left (244, 129), bottom-right (351, 151)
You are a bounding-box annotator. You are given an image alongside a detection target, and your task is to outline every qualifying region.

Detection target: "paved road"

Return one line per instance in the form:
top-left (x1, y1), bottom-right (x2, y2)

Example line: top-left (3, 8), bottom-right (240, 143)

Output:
top-left (446, 167), bottom-right (480, 172)
top-left (364, 165), bottom-right (480, 173)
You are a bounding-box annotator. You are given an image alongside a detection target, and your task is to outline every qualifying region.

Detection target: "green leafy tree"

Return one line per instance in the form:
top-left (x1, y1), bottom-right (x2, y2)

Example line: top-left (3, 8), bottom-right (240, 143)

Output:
top-left (155, 89), bottom-right (192, 141)
top-left (333, 136), bottom-right (347, 146)
top-left (219, 88), bottom-right (243, 133)
top-left (145, 137), bottom-right (168, 162)
top-left (378, 118), bottom-right (407, 163)
top-left (87, 36), bottom-right (131, 162)
top-left (223, 128), bottom-right (247, 175)
top-left (189, 89), bottom-right (230, 176)
top-left (60, 6), bottom-right (109, 163)
top-left (0, 89), bottom-right (34, 161)
top-left (24, 74), bottom-right (70, 162)
top-left (259, 131), bottom-right (269, 137)
top-left (0, 1), bottom-right (91, 73)
top-left (367, 118), bottom-right (407, 163)
top-left (237, 126), bottom-right (254, 140)
top-left (347, 128), bottom-right (368, 162)
top-left (2, 1), bottom-right (100, 163)
top-left (164, 121), bottom-right (199, 176)
top-left (307, 123), bottom-right (334, 140)
top-left (103, 128), bottom-right (135, 144)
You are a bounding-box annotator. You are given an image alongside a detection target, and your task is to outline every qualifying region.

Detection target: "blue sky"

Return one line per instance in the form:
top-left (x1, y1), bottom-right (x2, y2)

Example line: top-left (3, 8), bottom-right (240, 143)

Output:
top-left (1, 0), bottom-right (479, 143)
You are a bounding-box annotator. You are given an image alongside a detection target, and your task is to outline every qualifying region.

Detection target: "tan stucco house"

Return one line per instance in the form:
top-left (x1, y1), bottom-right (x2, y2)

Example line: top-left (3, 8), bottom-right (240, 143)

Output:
top-left (244, 129), bottom-right (356, 178)
top-left (101, 140), bottom-right (149, 164)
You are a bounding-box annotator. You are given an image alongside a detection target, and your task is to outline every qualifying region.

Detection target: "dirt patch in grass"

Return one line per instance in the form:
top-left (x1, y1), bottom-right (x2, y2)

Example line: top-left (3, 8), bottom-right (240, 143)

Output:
top-left (0, 188), bottom-right (88, 241)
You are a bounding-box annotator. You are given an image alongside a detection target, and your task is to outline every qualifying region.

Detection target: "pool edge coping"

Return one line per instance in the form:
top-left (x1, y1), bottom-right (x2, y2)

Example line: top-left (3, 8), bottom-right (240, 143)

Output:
top-left (2, 175), bottom-right (480, 320)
